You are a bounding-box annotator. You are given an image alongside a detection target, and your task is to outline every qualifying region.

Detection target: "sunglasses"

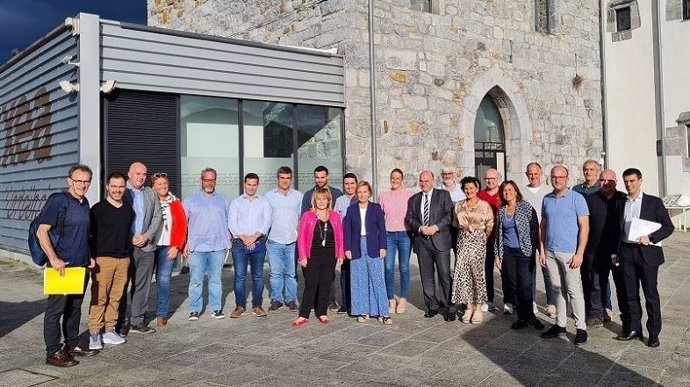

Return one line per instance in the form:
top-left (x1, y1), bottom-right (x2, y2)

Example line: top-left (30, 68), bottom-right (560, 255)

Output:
top-left (151, 172), bottom-right (168, 181)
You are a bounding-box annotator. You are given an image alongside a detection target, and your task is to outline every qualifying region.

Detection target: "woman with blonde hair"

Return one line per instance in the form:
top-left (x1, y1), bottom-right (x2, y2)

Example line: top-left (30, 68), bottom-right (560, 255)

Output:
top-left (293, 188), bottom-right (344, 327)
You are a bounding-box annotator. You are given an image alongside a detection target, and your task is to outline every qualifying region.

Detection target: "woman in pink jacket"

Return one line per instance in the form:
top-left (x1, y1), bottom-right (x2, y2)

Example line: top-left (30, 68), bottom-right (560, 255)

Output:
top-left (293, 188), bottom-right (344, 327)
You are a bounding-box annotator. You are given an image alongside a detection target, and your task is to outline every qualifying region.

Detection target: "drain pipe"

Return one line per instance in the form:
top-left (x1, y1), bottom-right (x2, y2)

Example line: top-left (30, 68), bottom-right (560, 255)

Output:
top-left (368, 0), bottom-right (378, 198)
top-left (652, 0), bottom-right (667, 196)
top-left (599, 1), bottom-right (608, 169)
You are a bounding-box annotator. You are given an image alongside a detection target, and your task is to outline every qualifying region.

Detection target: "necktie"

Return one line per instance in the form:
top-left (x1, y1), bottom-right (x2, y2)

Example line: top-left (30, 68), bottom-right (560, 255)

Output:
top-left (423, 194), bottom-right (430, 226)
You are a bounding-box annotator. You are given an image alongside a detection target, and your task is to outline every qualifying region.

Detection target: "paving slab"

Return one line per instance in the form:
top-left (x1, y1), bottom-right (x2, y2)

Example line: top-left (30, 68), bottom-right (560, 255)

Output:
top-left (1, 233), bottom-right (690, 386)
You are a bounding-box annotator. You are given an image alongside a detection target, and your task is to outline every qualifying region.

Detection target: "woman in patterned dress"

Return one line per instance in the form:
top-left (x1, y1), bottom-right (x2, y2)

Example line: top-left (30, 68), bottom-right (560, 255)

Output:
top-left (494, 181), bottom-right (544, 330)
top-left (452, 176), bottom-right (494, 324)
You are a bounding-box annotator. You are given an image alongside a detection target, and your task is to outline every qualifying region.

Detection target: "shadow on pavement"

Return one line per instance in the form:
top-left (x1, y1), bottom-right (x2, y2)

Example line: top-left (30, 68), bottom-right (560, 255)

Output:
top-left (0, 300), bottom-right (46, 338)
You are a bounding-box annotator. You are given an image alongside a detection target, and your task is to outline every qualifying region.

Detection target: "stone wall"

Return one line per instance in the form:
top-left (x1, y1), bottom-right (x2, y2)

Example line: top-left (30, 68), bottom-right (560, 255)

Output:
top-left (149, 0), bottom-right (603, 189)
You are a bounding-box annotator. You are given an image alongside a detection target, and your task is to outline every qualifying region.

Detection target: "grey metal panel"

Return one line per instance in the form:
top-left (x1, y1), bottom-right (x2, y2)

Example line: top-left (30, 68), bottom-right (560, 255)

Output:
top-left (99, 22), bottom-right (345, 107)
top-left (0, 29), bottom-right (79, 252)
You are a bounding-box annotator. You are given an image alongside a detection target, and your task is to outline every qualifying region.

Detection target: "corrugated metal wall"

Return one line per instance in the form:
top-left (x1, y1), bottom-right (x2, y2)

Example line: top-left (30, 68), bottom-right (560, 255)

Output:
top-left (0, 28), bottom-right (80, 251)
top-left (99, 21), bottom-right (345, 107)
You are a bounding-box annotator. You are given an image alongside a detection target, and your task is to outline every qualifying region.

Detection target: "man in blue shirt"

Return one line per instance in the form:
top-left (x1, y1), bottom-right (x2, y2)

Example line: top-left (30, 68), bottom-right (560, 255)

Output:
top-left (265, 167), bottom-right (303, 312)
top-left (37, 164), bottom-right (97, 367)
top-left (183, 167), bottom-right (231, 321)
top-left (228, 173), bottom-right (273, 318)
top-left (539, 165), bottom-right (590, 346)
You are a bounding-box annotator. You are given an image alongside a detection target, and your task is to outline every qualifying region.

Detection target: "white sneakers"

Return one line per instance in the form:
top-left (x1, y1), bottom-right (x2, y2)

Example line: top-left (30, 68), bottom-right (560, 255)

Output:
top-left (102, 331), bottom-right (126, 345)
top-left (481, 302), bottom-right (496, 312)
top-left (503, 303), bottom-right (514, 315)
top-left (89, 334), bottom-right (103, 350)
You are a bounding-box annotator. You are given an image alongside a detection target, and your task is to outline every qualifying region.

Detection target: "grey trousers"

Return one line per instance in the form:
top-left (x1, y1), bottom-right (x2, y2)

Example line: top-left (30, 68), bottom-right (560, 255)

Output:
top-left (119, 248), bottom-right (155, 326)
top-left (546, 251), bottom-right (586, 330)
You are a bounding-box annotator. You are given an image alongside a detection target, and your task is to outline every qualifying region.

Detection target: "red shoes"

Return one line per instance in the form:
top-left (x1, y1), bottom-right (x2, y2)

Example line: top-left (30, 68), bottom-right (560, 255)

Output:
top-left (291, 318), bottom-right (309, 328)
top-left (318, 316), bottom-right (330, 325)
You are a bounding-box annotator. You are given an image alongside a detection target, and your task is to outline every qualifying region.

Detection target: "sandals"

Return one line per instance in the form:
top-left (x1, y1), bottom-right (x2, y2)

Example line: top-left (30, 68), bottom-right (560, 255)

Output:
top-left (357, 315), bottom-right (369, 323)
top-left (291, 318), bottom-right (309, 328)
top-left (396, 298), bottom-right (407, 314)
top-left (318, 316), bottom-right (330, 325)
top-left (471, 310), bottom-right (483, 325)
top-left (378, 316), bottom-right (393, 325)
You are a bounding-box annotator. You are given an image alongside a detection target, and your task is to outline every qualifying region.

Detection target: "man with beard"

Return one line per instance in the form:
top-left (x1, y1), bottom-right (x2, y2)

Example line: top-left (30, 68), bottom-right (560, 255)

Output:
top-left (583, 170), bottom-right (626, 328)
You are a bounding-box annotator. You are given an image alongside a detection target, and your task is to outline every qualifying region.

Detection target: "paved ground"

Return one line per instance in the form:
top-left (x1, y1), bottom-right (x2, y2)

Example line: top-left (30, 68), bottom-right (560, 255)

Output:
top-left (1, 233), bottom-right (690, 386)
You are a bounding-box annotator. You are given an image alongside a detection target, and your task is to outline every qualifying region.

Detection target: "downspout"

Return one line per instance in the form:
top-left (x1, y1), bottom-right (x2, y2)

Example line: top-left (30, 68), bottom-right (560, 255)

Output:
top-left (599, 0), bottom-right (609, 169)
top-left (368, 0), bottom-right (378, 198)
top-left (651, 0), bottom-right (667, 196)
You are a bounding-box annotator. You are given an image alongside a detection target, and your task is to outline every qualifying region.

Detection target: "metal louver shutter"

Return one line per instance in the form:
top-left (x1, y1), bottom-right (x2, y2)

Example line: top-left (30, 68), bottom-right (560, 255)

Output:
top-left (103, 90), bottom-right (180, 195)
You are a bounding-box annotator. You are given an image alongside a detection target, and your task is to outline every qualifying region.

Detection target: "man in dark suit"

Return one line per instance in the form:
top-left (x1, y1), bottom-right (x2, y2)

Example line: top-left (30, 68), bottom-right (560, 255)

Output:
top-left (405, 170), bottom-right (456, 320)
top-left (616, 168), bottom-right (674, 348)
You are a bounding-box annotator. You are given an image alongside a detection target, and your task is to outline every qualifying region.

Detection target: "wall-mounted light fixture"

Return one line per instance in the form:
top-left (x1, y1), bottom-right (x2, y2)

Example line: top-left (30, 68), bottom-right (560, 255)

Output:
top-left (59, 80), bottom-right (79, 93)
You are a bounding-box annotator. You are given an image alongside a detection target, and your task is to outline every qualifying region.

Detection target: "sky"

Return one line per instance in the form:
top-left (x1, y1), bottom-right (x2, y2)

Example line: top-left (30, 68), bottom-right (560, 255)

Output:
top-left (0, 0), bottom-right (147, 64)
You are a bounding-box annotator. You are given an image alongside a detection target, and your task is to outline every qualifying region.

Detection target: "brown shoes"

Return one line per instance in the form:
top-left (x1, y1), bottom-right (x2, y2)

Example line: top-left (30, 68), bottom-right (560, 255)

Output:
top-left (157, 317), bottom-right (168, 327)
top-left (230, 306), bottom-right (246, 318)
top-left (46, 349), bottom-right (79, 367)
top-left (252, 306), bottom-right (267, 318)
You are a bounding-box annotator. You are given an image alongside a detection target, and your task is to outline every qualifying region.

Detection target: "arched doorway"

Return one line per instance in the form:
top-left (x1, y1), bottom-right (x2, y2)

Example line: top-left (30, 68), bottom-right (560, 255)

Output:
top-left (474, 94), bottom-right (506, 178)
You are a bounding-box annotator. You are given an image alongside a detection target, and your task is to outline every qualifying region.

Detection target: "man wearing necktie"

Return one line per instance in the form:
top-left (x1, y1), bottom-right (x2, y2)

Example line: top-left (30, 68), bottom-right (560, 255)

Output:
top-left (405, 170), bottom-right (456, 320)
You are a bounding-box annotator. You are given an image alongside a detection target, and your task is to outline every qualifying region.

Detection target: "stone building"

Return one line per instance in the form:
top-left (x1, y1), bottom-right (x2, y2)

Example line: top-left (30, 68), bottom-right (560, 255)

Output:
top-left (149, 0), bottom-right (603, 193)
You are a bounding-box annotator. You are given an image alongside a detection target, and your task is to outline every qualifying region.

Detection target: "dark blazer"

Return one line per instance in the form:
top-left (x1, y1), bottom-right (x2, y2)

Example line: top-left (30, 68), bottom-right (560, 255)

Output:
top-left (343, 202), bottom-right (387, 259)
top-left (620, 193), bottom-right (674, 266)
top-left (404, 188), bottom-right (454, 251)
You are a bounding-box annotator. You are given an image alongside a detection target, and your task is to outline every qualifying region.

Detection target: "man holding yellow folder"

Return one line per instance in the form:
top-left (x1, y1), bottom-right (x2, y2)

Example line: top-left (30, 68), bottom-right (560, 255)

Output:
top-left (36, 165), bottom-right (98, 367)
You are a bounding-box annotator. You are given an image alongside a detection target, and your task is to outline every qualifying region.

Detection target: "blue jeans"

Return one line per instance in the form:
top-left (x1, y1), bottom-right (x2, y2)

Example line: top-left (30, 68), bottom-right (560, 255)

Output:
top-left (384, 231), bottom-right (412, 300)
top-left (188, 250), bottom-right (225, 313)
top-left (232, 240), bottom-right (266, 308)
top-left (155, 246), bottom-right (177, 318)
top-left (266, 240), bottom-right (297, 303)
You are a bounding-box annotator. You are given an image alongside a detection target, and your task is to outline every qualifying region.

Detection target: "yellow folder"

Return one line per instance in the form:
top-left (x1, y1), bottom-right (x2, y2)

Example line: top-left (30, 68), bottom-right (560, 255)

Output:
top-left (43, 267), bottom-right (86, 295)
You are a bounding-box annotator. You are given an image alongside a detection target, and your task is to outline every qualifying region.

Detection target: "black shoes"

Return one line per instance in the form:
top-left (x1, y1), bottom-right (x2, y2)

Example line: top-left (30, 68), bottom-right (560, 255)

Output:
top-left (337, 306), bottom-right (348, 314)
top-left (528, 318), bottom-right (545, 330)
top-left (130, 323), bottom-right (156, 334)
top-left (615, 330), bottom-right (643, 341)
top-left (511, 320), bottom-right (528, 330)
top-left (575, 329), bottom-right (588, 346)
top-left (443, 312), bottom-right (457, 322)
top-left (541, 325), bottom-right (567, 339)
top-left (647, 334), bottom-right (660, 348)
top-left (424, 310), bottom-right (438, 318)
top-left (46, 349), bottom-right (79, 367)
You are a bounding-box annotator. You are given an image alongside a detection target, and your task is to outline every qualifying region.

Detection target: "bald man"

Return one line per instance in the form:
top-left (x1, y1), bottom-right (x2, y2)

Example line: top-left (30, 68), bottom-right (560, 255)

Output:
top-left (405, 170), bottom-right (456, 320)
top-left (117, 162), bottom-right (162, 336)
top-left (477, 168), bottom-right (502, 312)
top-left (583, 169), bottom-right (626, 328)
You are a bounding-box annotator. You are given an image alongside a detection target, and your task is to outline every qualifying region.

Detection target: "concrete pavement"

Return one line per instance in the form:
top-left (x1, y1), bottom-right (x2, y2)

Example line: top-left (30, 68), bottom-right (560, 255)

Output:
top-left (1, 233), bottom-right (690, 386)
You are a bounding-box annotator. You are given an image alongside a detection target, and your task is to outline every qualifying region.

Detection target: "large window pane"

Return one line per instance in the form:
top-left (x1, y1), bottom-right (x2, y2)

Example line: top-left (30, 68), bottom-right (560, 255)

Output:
top-left (243, 101), bottom-right (293, 195)
top-left (296, 106), bottom-right (343, 190)
top-left (180, 96), bottom-right (239, 199)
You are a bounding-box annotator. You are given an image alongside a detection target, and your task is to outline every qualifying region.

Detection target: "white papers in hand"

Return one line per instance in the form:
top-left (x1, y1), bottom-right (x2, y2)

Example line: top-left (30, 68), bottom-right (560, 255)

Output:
top-left (625, 218), bottom-right (662, 246)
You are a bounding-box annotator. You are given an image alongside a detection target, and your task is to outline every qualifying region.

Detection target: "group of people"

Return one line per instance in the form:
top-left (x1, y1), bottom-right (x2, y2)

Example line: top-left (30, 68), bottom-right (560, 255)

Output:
top-left (36, 158), bottom-right (673, 368)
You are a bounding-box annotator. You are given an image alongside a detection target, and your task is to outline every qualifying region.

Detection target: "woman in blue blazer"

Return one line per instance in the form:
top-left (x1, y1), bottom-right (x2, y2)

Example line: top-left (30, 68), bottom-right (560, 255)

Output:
top-left (344, 181), bottom-right (390, 324)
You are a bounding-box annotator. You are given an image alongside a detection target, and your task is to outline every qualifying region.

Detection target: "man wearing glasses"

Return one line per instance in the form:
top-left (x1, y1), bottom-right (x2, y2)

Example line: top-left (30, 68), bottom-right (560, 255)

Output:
top-left (36, 165), bottom-right (98, 367)
top-left (117, 162), bottom-right (162, 336)
top-left (477, 168), bottom-right (502, 313)
top-left (539, 165), bottom-right (590, 346)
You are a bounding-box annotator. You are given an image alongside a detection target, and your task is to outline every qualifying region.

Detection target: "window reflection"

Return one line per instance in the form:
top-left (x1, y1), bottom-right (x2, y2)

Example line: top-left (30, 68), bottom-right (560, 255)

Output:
top-left (296, 105), bottom-right (343, 190)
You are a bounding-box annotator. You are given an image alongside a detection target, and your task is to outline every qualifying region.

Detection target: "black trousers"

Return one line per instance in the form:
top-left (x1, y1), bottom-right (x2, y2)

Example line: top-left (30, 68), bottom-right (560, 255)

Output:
top-left (339, 259), bottom-right (351, 312)
top-left (620, 244), bottom-right (662, 335)
top-left (414, 237), bottom-right (455, 314)
top-left (582, 253), bottom-right (612, 321)
top-left (485, 243), bottom-right (496, 303)
top-left (299, 247), bottom-right (336, 318)
top-left (611, 262), bottom-right (630, 331)
top-left (44, 271), bottom-right (88, 356)
top-left (502, 247), bottom-right (536, 321)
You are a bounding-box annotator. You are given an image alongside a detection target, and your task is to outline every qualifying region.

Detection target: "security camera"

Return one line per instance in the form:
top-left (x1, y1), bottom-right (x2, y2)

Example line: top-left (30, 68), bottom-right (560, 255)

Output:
top-left (59, 80), bottom-right (79, 93)
top-left (100, 80), bottom-right (116, 94)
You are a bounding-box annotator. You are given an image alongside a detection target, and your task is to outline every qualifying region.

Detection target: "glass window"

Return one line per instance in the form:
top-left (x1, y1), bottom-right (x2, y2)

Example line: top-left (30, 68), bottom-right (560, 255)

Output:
top-left (684, 0), bottom-right (690, 20)
top-left (409, 0), bottom-right (432, 13)
top-left (243, 101), bottom-right (294, 195)
top-left (474, 95), bottom-right (506, 178)
top-left (535, 0), bottom-right (550, 33)
top-left (296, 105), bottom-right (343, 191)
top-left (180, 96), bottom-right (239, 199)
top-left (616, 7), bottom-right (631, 31)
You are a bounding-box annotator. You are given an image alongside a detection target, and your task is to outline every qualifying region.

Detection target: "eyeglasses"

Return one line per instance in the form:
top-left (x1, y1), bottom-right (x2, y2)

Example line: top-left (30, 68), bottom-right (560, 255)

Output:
top-left (599, 179), bottom-right (615, 183)
top-left (70, 178), bottom-right (91, 185)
